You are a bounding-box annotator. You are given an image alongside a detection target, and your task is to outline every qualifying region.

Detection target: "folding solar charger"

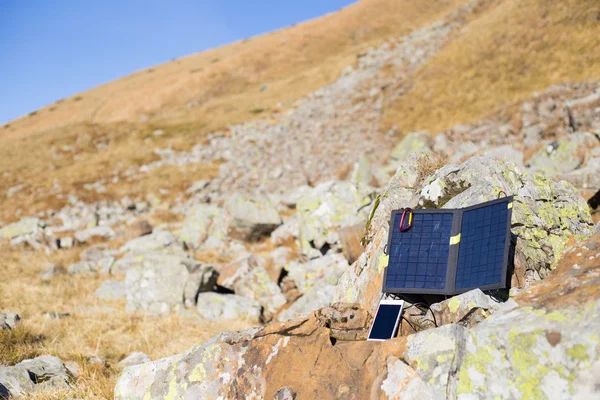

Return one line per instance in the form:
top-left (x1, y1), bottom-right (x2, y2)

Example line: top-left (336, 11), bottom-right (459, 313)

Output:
top-left (382, 196), bottom-right (513, 296)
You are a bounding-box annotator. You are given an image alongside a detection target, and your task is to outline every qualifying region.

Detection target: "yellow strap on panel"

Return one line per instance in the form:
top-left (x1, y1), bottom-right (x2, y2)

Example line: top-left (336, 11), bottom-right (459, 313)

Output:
top-left (449, 233), bottom-right (461, 245)
top-left (378, 254), bottom-right (389, 273)
top-left (508, 202), bottom-right (513, 209)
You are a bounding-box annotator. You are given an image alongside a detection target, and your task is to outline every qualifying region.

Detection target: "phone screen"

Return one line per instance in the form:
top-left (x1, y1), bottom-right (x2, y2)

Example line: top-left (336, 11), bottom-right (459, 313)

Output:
top-left (368, 303), bottom-right (403, 340)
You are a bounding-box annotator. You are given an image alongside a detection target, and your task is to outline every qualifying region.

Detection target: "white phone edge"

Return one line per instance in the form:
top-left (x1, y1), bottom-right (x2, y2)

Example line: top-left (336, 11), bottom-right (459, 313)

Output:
top-left (367, 299), bottom-right (405, 341)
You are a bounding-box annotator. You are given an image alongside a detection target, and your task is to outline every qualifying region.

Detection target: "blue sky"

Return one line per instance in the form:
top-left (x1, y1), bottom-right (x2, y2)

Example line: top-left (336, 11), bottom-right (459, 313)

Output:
top-left (0, 0), bottom-right (355, 124)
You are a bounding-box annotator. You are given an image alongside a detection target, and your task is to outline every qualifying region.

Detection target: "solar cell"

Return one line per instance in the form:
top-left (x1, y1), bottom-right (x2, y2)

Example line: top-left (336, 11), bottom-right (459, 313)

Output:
top-left (382, 197), bottom-right (513, 295)
top-left (384, 211), bottom-right (453, 293)
top-left (455, 200), bottom-right (510, 290)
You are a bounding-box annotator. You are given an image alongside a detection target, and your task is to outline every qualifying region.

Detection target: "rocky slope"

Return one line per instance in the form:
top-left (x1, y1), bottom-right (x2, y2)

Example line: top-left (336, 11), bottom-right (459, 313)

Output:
top-left (1, 0), bottom-right (600, 398)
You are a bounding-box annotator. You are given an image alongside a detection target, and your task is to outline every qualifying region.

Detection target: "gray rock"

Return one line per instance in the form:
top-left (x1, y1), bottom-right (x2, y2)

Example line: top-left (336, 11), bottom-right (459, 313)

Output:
top-left (280, 185), bottom-right (313, 208)
top-left (287, 252), bottom-right (349, 293)
top-left (276, 279), bottom-right (336, 322)
top-left (80, 244), bottom-right (117, 263)
top-left (94, 280), bottom-right (128, 301)
top-left (176, 204), bottom-right (228, 249)
top-left (483, 145), bottom-right (524, 166)
top-left (118, 352), bottom-right (151, 368)
top-left (74, 225), bottom-right (115, 243)
top-left (0, 313), bottom-right (21, 330)
top-left (528, 132), bottom-right (598, 178)
top-left (351, 154), bottom-right (375, 188)
top-left (17, 355), bottom-right (72, 388)
top-left (403, 324), bottom-right (469, 393)
top-left (270, 217), bottom-right (299, 246)
top-left (390, 131), bottom-right (433, 162)
top-left (124, 253), bottom-right (216, 314)
top-left (43, 312), bottom-right (71, 320)
top-left (64, 361), bottom-right (79, 378)
top-left (273, 387), bottom-right (296, 400)
top-left (297, 181), bottom-right (373, 255)
top-left (558, 157), bottom-right (600, 190)
top-left (39, 264), bottom-right (67, 282)
top-left (452, 300), bottom-right (600, 399)
top-left (380, 357), bottom-right (441, 400)
top-left (0, 365), bottom-right (34, 398)
top-left (196, 293), bottom-right (262, 322)
top-left (233, 265), bottom-right (286, 315)
top-left (427, 289), bottom-right (502, 327)
top-left (225, 193), bottom-right (282, 241)
top-left (56, 237), bottom-right (74, 249)
top-left (119, 230), bottom-right (183, 254)
top-left (0, 217), bottom-right (45, 239)
top-left (270, 246), bottom-right (294, 272)
top-left (216, 255), bottom-right (259, 291)
top-left (67, 261), bottom-right (94, 275)
top-left (182, 260), bottom-right (219, 308)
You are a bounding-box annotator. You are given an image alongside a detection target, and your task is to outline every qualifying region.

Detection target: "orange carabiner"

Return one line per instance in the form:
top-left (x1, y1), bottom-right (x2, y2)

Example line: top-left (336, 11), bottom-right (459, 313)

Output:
top-left (399, 208), bottom-right (413, 232)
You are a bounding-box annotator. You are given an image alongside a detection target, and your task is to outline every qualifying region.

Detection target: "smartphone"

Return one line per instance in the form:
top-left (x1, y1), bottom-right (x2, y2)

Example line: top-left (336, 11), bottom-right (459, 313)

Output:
top-left (367, 299), bottom-right (404, 341)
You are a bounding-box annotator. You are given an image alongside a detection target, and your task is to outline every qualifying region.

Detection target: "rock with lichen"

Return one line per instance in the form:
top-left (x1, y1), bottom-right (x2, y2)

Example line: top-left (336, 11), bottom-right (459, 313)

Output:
top-left (175, 203), bottom-right (229, 249)
top-left (123, 254), bottom-right (217, 314)
top-left (0, 217), bottom-right (45, 240)
top-left (334, 156), bottom-right (594, 317)
top-left (527, 132), bottom-right (598, 178)
top-left (225, 193), bottom-right (282, 241)
top-left (196, 293), bottom-right (262, 322)
top-left (233, 265), bottom-right (286, 316)
top-left (296, 180), bottom-right (374, 256)
top-left (426, 289), bottom-right (504, 328)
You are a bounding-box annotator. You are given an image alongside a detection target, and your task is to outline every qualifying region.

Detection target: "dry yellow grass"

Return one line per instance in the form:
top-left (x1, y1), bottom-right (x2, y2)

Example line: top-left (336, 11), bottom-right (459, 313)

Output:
top-left (415, 152), bottom-right (450, 184)
top-left (383, 0), bottom-right (600, 133)
top-left (0, 245), bottom-right (257, 399)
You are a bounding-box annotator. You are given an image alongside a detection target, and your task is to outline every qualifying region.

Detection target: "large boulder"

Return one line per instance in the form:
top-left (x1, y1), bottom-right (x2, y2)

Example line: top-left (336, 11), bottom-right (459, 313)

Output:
top-left (175, 204), bottom-right (228, 249)
top-left (286, 252), bottom-right (349, 293)
top-left (115, 234), bottom-right (600, 400)
top-left (0, 365), bottom-right (34, 398)
top-left (196, 293), bottom-right (262, 322)
top-left (123, 254), bottom-right (217, 314)
top-left (225, 194), bottom-right (282, 241)
top-left (16, 355), bottom-right (73, 389)
top-left (527, 132), bottom-right (598, 178)
top-left (334, 156), bottom-right (594, 316)
top-left (114, 304), bottom-right (407, 400)
top-left (215, 255), bottom-right (259, 291)
top-left (0, 218), bottom-right (45, 240)
top-left (0, 355), bottom-right (73, 397)
top-left (119, 230), bottom-right (184, 255)
top-left (297, 181), bottom-right (373, 256)
top-left (558, 156), bottom-right (600, 190)
top-left (233, 265), bottom-right (286, 316)
top-left (276, 279), bottom-right (337, 322)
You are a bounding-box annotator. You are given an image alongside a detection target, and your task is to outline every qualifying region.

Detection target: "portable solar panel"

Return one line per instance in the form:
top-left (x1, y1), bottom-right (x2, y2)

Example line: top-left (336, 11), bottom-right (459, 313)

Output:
top-left (382, 197), bottom-right (513, 295)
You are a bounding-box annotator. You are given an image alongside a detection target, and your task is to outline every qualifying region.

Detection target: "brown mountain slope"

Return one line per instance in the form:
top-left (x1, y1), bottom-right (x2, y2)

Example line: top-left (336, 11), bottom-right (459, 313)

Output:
top-left (383, 0), bottom-right (600, 133)
top-left (2, 0), bottom-right (463, 138)
top-left (0, 0), bottom-right (467, 223)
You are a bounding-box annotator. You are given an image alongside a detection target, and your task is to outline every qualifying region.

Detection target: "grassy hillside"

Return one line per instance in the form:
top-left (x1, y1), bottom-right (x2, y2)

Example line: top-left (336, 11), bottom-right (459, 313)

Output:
top-left (0, 0), bottom-right (465, 223)
top-left (2, 0), bottom-right (463, 137)
top-left (383, 0), bottom-right (600, 133)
